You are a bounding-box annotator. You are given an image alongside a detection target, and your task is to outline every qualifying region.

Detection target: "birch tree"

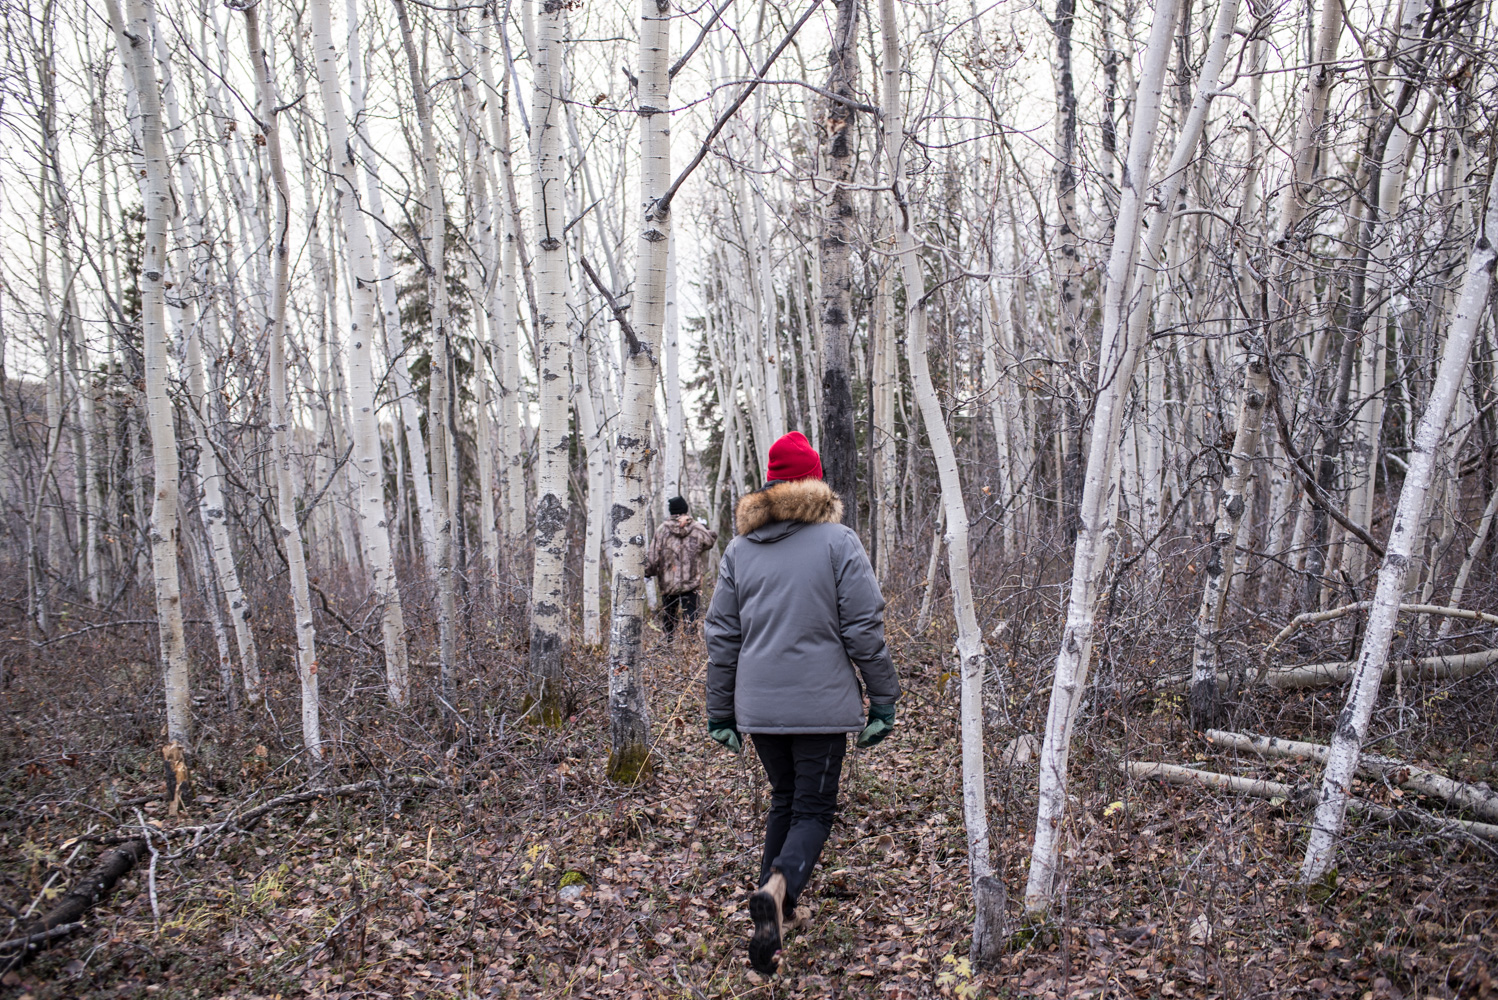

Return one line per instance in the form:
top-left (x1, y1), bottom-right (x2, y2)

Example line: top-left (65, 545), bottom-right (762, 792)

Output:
top-left (1024, 0), bottom-right (1183, 915)
top-left (601, 0), bottom-right (672, 782)
top-left (817, 0), bottom-right (860, 530)
top-left (1300, 153), bottom-right (1498, 883)
top-left (243, 0), bottom-right (319, 759)
top-left (120, 0), bottom-right (191, 747)
top-left (308, 0), bottom-right (412, 707)
top-left (878, 0), bottom-right (1004, 959)
top-left (393, 0), bottom-right (460, 707)
top-left (527, 0), bottom-right (572, 721)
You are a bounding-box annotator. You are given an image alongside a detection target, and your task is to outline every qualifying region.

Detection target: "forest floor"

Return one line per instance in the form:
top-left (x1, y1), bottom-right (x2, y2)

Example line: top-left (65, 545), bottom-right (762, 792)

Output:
top-left (2, 593), bottom-right (1496, 1000)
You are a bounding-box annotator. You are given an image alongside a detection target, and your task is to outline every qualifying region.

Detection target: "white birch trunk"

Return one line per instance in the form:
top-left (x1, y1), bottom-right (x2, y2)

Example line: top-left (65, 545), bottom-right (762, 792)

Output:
top-left (1188, 348), bottom-right (1268, 725)
top-left (575, 327), bottom-right (609, 647)
top-left (605, 0), bottom-right (671, 780)
top-left (1341, 0), bottom-right (1430, 586)
top-left (527, 0), bottom-right (572, 719)
top-left (1437, 484), bottom-right (1498, 637)
top-left (478, 20), bottom-right (527, 548)
top-left (1024, 0), bottom-right (1182, 914)
top-left (185, 512), bottom-right (233, 708)
top-left (146, 11), bottom-right (258, 700)
top-left (245, 2), bottom-right (320, 759)
top-left (456, 38), bottom-right (502, 593)
top-left (663, 236), bottom-right (684, 496)
top-left (878, 0), bottom-right (1004, 960)
top-left (393, 0), bottom-right (460, 707)
top-left (1300, 160), bottom-right (1498, 883)
top-left (308, 0), bottom-right (411, 707)
top-left (156, 34), bottom-right (261, 701)
top-left (873, 273), bottom-right (898, 578)
top-left (122, 0), bottom-right (191, 746)
top-left (346, 0), bottom-right (440, 577)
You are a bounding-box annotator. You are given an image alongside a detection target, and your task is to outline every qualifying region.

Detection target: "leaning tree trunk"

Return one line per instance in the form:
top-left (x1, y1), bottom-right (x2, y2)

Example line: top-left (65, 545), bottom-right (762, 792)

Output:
top-left (307, 0), bottom-right (411, 706)
top-left (1300, 157), bottom-right (1498, 883)
top-left (1098, 0), bottom-right (1247, 727)
top-left (877, 0), bottom-right (1005, 963)
top-left (604, 0), bottom-right (672, 782)
top-left (121, 0), bottom-right (191, 747)
top-left (527, 0), bottom-right (572, 722)
top-left (817, 0), bottom-right (860, 529)
top-left (1024, 0), bottom-right (1183, 915)
top-left (245, 1), bottom-right (320, 760)
top-left (1438, 484), bottom-right (1498, 637)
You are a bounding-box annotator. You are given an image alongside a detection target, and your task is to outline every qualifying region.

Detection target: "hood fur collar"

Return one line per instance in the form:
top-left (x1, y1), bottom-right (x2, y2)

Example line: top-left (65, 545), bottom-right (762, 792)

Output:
top-left (735, 478), bottom-right (843, 535)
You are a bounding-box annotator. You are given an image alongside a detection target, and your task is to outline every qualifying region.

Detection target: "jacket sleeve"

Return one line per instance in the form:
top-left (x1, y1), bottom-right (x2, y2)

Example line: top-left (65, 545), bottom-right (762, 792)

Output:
top-left (703, 544), bottom-right (741, 719)
top-left (642, 532), bottom-right (662, 578)
top-left (833, 529), bottom-right (900, 706)
top-left (694, 522), bottom-right (719, 551)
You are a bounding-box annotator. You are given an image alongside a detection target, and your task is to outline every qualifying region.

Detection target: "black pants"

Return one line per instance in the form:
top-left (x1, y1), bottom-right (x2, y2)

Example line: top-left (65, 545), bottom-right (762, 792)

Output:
top-left (752, 732), bottom-right (848, 911)
top-left (661, 590), bottom-right (699, 636)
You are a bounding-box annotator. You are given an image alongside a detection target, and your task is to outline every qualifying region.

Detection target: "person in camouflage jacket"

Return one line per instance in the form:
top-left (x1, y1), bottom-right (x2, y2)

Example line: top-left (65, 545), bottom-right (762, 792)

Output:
top-left (644, 496), bottom-right (718, 636)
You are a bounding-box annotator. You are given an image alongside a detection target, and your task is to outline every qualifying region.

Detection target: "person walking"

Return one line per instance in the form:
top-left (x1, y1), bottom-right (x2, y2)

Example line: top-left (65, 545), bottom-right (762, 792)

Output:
top-left (703, 431), bottom-right (900, 975)
top-left (644, 496), bottom-right (718, 637)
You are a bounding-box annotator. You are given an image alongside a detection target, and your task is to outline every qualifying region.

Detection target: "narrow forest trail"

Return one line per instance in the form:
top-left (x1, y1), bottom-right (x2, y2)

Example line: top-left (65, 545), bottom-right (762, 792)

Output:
top-left (2, 606), bottom-right (1494, 999)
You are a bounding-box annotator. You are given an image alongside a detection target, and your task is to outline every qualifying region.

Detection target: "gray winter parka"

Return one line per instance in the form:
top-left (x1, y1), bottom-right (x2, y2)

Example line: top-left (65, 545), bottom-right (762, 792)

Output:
top-left (704, 479), bottom-right (900, 734)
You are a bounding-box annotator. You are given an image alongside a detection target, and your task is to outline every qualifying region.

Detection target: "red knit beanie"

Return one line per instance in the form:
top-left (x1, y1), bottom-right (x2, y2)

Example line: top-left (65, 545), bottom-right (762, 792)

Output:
top-left (766, 431), bottom-right (823, 482)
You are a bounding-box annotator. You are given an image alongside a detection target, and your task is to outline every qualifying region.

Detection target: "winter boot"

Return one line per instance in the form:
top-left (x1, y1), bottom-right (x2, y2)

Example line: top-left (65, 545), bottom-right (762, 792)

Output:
top-left (784, 904), bottom-right (813, 935)
top-left (748, 870), bottom-right (787, 974)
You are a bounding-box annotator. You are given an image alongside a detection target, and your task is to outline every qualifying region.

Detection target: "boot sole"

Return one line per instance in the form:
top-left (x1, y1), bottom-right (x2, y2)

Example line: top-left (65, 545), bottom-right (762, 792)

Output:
top-left (747, 890), bottom-right (781, 974)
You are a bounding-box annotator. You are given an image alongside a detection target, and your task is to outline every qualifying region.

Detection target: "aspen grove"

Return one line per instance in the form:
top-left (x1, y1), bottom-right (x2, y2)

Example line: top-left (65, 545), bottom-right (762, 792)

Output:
top-left (1, 0), bottom-right (1497, 995)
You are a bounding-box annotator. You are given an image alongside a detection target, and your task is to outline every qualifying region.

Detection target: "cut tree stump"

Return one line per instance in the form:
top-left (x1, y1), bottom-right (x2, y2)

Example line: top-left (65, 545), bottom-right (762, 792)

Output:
top-left (969, 874), bottom-right (1008, 967)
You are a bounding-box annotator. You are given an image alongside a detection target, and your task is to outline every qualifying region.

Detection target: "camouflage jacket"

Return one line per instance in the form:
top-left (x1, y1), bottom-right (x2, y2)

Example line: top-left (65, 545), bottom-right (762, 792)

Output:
top-left (644, 517), bottom-right (718, 595)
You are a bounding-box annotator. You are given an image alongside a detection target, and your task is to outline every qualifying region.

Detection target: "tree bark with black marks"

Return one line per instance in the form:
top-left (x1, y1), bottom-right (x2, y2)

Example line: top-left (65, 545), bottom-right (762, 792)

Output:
top-left (527, 0), bottom-right (573, 722)
top-left (817, 0), bottom-right (860, 529)
top-left (604, 0), bottom-right (673, 782)
top-left (1051, 0), bottom-right (1085, 541)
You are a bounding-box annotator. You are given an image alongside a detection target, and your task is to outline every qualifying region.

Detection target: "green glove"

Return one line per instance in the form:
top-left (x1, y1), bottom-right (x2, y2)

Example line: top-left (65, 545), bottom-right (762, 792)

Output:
top-left (708, 717), bottom-right (743, 753)
top-left (857, 703), bottom-right (897, 748)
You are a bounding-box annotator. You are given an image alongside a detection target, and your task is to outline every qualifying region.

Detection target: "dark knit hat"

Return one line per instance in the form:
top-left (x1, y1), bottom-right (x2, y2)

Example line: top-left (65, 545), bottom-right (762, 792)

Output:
top-left (766, 431), bottom-right (823, 482)
top-left (668, 495), bottom-right (689, 516)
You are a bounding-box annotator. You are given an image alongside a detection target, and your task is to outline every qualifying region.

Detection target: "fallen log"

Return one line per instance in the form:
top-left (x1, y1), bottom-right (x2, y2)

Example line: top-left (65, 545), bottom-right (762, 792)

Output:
top-left (1, 840), bottom-right (145, 970)
top-left (1204, 729), bottom-right (1498, 824)
top-left (0, 923), bottom-right (85, 956)
top-left (1121, 761), bottom-right (1498, 843)
top-left (1122, 761), bottom-right (1312, 804)
top-left (2, 774), bottom-right (446, 970)
top-left (1261, 646), bottom-right (1498, 690)
top-left (1156, 646), bottom-right (1498, 693)
top-left (1257, 604), bottom-right (1498, 684)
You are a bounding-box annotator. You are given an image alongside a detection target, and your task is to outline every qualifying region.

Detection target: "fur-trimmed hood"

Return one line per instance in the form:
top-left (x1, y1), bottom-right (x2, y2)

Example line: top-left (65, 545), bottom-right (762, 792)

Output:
top-left (734, 478), bottom-right (843, 536)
